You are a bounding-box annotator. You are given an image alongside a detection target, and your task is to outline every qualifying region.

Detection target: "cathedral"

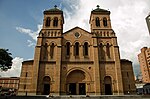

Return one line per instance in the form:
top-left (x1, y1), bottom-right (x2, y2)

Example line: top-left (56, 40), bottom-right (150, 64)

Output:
top-left (18, 5), bottom-right (136, 95)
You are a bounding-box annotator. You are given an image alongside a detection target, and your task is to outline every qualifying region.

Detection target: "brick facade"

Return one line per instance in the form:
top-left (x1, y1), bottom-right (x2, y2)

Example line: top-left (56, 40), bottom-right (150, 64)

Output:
top-left (0, 77), bottom-right (19, 94)
top-left (18, 6), bottom-right (136, 95)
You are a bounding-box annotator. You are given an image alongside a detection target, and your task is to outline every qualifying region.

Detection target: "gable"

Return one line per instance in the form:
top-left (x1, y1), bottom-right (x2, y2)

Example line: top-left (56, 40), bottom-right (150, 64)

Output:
top-left (63, 27), bottom-right (91, 35)
top-left (63, 27), bottom-right (92, 39)
top-left (62, 27), bottom-right (93, 45)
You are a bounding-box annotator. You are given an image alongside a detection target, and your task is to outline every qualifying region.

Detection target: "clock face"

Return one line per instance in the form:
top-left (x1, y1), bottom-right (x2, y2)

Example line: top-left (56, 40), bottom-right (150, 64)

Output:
top-left (74, 32), bottom-right (80, 38)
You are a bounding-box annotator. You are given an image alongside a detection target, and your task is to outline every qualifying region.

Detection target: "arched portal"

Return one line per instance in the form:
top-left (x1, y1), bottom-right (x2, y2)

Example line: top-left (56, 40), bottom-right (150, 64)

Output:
top-left (104, 76), bottom-right (112, 95)
top-left (66, 70), bottom-right (86, 95)
top-left (43, 76), bottom-right (51, 95)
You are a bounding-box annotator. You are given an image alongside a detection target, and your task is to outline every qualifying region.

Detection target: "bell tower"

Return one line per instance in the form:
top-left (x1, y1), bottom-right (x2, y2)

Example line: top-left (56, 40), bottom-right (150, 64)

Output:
top-left (90, 5), bottom-right (124, 95)
top-left (31, 6), bottom-right (64, 95)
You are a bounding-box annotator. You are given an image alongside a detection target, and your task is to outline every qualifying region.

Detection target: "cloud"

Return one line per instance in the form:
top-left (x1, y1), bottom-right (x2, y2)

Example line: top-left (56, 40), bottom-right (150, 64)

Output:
top-left (15, 0), bottom-right (150, 76)
top-left (0, 57), bottom-right (23, 77)
top-left (62, 0), bottom-right (96, 32)
top-left (16, 24), bottom-right (42, 47)
top-left (16, 24), bottom-right (42, 41)
top-left (110, 0), bottom-right (150, 76)
top-left (27, 40), bottom-right (36, 47)
top-left (61, 0), bottom-right (150, 76)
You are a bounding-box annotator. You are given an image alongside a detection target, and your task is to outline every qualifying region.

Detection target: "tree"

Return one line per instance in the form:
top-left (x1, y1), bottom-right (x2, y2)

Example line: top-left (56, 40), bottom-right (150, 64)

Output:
top-left (0, 49), bottom-right (13, 71)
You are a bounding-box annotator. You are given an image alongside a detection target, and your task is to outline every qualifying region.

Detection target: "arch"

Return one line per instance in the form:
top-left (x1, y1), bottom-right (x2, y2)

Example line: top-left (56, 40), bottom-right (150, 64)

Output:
top-left (104, 76), bottom-right (112, 84)
top-left (65, 40), bottom-right (72, 45)
top-left (95, 17), bottom-right (100, 27)
top-left (103, 17), bottom-right (107, 27)
top-left (99, 41), bottom-right (104, 45)
top-left (81, 41), bottom-right (90, 46)
top-left (104, 41), bottom-right (111, 46)
top-left (53, 17), bottom-right (58, 27)
top-left (74, 42), bottom-right (79, 56)
top-left (83, 42), bottom-right (89, 56)
top-left (45, 17), bottom-right (51, 27)
top-left (73, 41), bottom-right (81, 45)
top-left (43, 76), bottom-right (51, 84)
top-left (44, 42), bottom-right (49, 46)
top-left (66, 42), bottom-right (70, 56)
top-left (66, 67), bottom-right (92, 82)
top-left (49, 41), bottom-right (57, 46)
top-left (67, 70), bottom-right (85, 83)
top-left (104, 76), bottom-right (112, 95)
top-left (66, 68), bottom-right (92, 95)
top-left (99, 43), bottom-right (103, 46)
top-left (43, 76), bottom-right (51, 95)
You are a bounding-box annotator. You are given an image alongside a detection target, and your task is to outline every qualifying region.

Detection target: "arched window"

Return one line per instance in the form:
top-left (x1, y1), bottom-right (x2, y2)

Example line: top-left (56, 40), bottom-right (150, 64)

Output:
top-left (99, 43), bottom-right (104, 59)
top-left (66, 42), bottom-right (70, 56)
top-left (106, 43), bottom-right (110, 58)
top-left (45, 17), bottom-right (50, 26)
top-left (95, 17), bottom-right (100, 27)
top-left (74, 42), bottom-right (79, 56)
top-left (53, 17), bottom-right (58, 27)
top-left (83, 42), bottom-right (88, 56)
top-left (50, 43), bottom-right (55, 58)
top-left (103, 17), bottom-right (107, 27)
top-left (44, 43), bottom-right (48, 59)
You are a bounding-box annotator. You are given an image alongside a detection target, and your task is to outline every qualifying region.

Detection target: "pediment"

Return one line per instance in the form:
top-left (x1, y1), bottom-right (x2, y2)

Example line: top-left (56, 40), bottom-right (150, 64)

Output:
top-left (63, 27), bottom-right (92, 38)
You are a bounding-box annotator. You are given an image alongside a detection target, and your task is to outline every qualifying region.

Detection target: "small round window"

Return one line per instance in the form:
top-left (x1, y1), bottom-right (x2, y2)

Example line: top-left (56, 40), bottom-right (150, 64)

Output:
top-left (74, 32), bottom-right (80, 38)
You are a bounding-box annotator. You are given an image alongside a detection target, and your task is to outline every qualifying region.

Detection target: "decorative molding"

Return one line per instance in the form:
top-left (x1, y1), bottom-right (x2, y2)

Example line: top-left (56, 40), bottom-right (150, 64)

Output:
top-left (99, 60), bottom-right (115, 63)
top-left (37, 36), bottom-right (63, 38)
top-left (40, 61), bottom-right (56, 64)
top-left (62, 61), bottom-right (94, 64)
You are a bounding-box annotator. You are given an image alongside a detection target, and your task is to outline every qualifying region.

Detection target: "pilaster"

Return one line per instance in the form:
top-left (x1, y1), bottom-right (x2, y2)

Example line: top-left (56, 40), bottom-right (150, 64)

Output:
top-left (32, 37), bottom-right (42, 95)
top-left (54, 38), bottom-right (62, 95)
top-left (93, 37), bottom-right (101, 95)
top-left (113, 45), bottom-right (124, 95)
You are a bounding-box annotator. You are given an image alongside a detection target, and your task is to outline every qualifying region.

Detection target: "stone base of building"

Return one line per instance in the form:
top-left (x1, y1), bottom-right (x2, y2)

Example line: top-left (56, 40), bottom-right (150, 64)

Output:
top-left (1, 95), bottom-right (150, 99)
top-left (18, 92), bottom-right (37, 96)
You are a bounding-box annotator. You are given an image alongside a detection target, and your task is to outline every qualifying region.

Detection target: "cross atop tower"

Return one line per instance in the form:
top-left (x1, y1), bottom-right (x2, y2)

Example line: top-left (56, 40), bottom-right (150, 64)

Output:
top-left (54, 5), bottom-right (57, 8)
top-left (97, 5), bottom-right (100, 8)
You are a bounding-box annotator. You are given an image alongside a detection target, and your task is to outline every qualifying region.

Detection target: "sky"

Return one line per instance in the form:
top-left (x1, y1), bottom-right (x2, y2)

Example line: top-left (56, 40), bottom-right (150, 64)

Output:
top-left (0, 0), bottom-right (150, 77)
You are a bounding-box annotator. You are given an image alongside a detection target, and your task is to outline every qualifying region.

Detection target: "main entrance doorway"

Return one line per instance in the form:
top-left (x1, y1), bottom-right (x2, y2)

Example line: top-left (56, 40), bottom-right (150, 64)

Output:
top-left (68, 83), bottom-right (86, 95)
top-left (67, 70), bottom-right (86, 95)
top-left (104, 76), bottom-right (112, 95)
